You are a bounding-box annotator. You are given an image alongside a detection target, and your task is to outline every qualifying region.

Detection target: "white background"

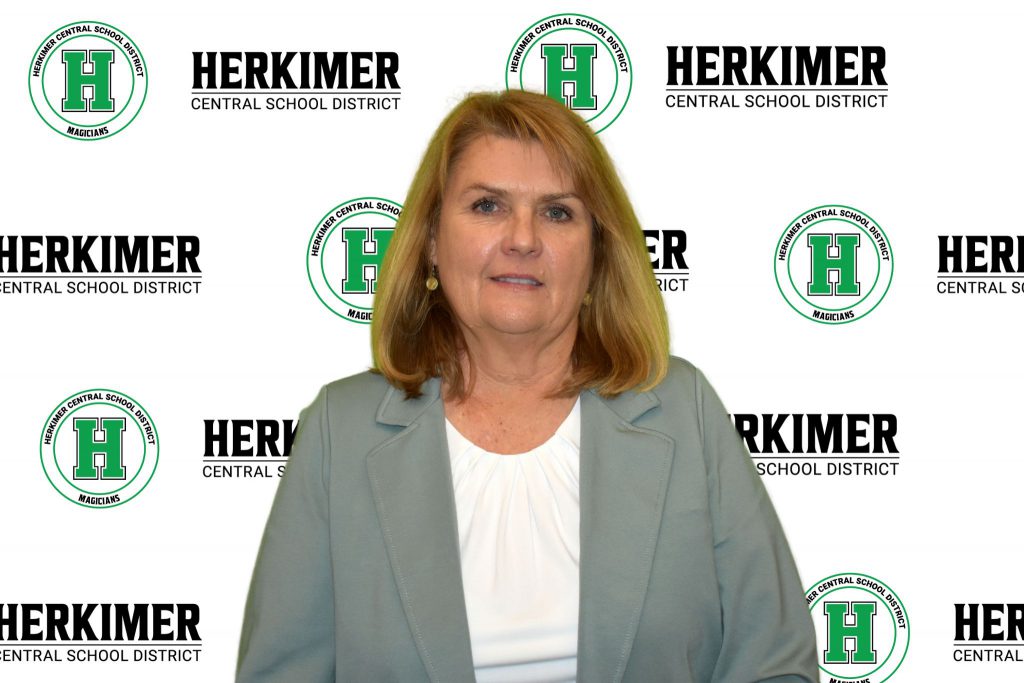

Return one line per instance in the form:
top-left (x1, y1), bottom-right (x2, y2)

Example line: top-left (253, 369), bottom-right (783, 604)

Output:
top-left (2, 0), bottom-right (1022, 680)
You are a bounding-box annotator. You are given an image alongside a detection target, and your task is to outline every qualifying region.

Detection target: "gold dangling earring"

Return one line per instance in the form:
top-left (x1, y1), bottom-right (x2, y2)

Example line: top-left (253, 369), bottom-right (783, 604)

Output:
top-left (582, 291), bottom-right (592, 306)
top-left (425, 265), bottom-right (439, 291)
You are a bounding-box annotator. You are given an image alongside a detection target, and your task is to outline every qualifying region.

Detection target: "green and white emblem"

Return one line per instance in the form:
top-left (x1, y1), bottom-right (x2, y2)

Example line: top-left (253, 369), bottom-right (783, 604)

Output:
top-left (775, 205), bottom-right (894, 324)
top-left (806, 572), bottom-right (909, 682)
top-left (40, 389), bottom-right (159, 508)
top-left (29, 21), bottom-right (148, 140)
top-left (505, 14), bottom-right (632, 133)
top-left (306, 197), bottom-right (401, 324)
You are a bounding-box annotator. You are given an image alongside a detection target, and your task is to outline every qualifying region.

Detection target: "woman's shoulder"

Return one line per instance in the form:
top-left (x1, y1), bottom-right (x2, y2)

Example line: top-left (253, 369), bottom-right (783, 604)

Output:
top-left (295, 370), bottom-right (416, 453)
top-left (315, 369), bottom-right (439, 426)
top-left (322, 368), bottom-right (392, 396)
top-left (316, 369), bottom-right (396, 414)
top-left (590, 356), bottom-right (704, 420)
top-left (648, 355), bottom-right (703, 402)
top-left (641, 356), bottom-right (730, 429)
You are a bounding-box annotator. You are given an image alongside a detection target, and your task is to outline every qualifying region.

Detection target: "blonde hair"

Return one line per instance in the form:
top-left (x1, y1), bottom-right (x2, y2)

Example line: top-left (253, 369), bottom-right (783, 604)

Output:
top-left (372, 90), bottom-right (668, 399)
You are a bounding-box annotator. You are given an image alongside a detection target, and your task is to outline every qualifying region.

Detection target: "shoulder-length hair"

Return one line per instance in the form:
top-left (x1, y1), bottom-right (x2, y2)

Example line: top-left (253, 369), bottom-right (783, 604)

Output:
top-left (371, 89), bottom-right (668, 400)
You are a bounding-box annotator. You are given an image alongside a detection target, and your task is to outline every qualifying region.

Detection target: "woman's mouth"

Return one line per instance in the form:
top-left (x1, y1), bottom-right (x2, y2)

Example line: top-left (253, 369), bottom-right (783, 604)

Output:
top-left (491, 275), bottom-right (542, 286)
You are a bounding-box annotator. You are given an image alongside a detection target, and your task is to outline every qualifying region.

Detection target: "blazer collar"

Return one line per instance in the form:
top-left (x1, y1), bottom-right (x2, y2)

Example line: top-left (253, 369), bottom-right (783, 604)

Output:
top-left (367, 376), bottom-right (673, 683)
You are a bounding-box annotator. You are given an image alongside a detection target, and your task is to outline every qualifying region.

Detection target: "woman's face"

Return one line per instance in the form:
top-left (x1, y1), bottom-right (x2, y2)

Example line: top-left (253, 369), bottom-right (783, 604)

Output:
top-left (433, 135), bottom-right (594, 345)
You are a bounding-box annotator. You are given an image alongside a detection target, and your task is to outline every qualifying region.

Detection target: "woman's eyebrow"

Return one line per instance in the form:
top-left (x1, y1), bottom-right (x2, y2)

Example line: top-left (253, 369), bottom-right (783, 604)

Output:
top-left (539, 192), bottom-right (581, 202)
top-left (459, 183), bottom-right (580, 203)
top-left (460, 183), bottom-right (507, 197)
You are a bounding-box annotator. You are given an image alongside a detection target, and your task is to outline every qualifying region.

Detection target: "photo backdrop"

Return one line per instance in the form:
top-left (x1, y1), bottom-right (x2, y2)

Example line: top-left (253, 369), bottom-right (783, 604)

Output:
top-left (3, 0), bottom-right (1022, 680)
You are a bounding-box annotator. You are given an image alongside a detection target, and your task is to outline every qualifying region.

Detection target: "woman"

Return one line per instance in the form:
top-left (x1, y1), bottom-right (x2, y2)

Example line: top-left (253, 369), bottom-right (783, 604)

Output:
top-left (238, 90), bottom-right (818, 682)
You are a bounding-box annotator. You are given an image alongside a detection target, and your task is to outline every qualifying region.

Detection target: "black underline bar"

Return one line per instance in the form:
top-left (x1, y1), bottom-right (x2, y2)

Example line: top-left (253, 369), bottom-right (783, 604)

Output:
top-left (3, 642), bottom-right (203, 646)
top-left (937, 275), bottom-right (1024, 278)
top-left (750, 456), bottom-right (899, 460)
top-left (192, 90), bottom-right (401, 94)
top-left (953, 643), bottom-right (1024, 647)
top-left (0, 275), bottom-right (202, 279)
top-left (666, 88), bottom-right (888, 92)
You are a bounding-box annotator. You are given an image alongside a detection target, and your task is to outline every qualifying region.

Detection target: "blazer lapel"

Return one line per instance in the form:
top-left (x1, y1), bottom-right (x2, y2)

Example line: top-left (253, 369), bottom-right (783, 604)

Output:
top-left (366, 378), bottom-right (476, 683)
top-left (577, 388), bottom-right (675, 683)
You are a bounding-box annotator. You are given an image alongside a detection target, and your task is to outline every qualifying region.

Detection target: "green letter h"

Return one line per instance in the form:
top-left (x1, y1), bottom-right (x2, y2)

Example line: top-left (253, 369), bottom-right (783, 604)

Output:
top-left (73, 417), bottom-right (126, 479)
top-left (824, 601), bottom-right (876, 664)
top-left (341, 227), bottom-right (393, 294)
top-left (62, 50), bottom-right (115, 112)
top-left (808, 233), bottom-right (860, 296)
top-left (541, 44), bottom-right (597, 110)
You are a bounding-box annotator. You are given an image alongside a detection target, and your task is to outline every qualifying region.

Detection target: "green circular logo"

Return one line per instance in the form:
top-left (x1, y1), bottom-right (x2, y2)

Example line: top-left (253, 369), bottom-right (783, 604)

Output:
top-left (774, 204), bottom-right (894, 324)
top-left (306, 197), bottom-right (401, 324)
top-left (505, 13), bottom-right (632, 133)
top-left (28, 21), bottom-right (148, 140)
top-left (40, 389), bottom-right (159, 508)
top-left (806, 572), bottom-right (910, 681)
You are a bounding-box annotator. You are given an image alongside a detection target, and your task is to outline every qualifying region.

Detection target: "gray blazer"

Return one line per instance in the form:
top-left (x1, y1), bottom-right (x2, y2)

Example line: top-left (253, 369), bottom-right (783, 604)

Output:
top-left (237, 357), bottom-right (818, 682)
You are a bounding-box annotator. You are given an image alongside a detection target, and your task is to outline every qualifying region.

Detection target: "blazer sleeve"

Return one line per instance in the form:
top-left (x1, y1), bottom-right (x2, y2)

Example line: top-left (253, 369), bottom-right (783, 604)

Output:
top-left (237, 386), bottom-right (335, 683)
top-left (695, 369), bottom-right (820, 683)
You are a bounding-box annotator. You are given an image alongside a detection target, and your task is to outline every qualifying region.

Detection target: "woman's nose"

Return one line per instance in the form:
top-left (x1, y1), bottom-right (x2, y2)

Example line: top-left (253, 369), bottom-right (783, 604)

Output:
top-left (503, 209), bottom-right (541, 256)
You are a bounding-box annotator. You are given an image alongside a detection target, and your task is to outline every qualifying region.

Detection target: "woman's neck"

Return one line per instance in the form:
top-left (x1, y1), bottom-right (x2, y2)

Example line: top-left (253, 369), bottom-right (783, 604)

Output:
top-left (448, 324), bottom-right (577, 404)
top-left (441, 328), bottom-right (579, 454)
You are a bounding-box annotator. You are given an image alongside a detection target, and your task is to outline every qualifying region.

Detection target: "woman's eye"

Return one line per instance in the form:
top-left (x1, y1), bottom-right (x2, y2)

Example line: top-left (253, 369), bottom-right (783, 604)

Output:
top-left (547, 206), bottom-right (572, 221)
top-left (473, 198), bottom-right (498, 214)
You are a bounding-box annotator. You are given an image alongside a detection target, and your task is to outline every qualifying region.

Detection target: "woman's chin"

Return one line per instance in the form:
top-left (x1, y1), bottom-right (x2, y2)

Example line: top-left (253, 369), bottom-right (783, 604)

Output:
top-left (472, 310), bottom-right (581, 342)
top-left (474, 310), bottom-right (551, 337)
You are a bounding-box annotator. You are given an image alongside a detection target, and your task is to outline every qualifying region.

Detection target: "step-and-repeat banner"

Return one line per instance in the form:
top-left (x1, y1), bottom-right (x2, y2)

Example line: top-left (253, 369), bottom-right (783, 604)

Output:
top-left (3, 1), bottom-right (1021, 681)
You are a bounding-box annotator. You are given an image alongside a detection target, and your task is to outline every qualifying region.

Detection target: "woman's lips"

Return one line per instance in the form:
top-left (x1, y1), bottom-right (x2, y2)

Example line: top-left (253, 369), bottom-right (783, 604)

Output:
top-left (491, 275), bottom-right (542, 286)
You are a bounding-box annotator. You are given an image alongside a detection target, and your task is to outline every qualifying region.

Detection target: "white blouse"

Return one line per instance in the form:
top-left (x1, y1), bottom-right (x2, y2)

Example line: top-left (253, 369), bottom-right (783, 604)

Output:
top-left (445, 397), bottom-right (582, 683)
